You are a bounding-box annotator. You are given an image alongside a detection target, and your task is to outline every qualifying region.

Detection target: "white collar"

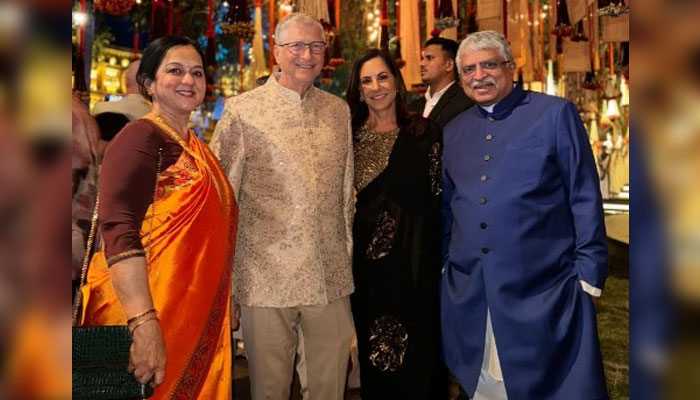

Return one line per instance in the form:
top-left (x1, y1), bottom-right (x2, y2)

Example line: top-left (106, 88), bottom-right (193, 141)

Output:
top-left (424, 80), bottom-right (456, 102)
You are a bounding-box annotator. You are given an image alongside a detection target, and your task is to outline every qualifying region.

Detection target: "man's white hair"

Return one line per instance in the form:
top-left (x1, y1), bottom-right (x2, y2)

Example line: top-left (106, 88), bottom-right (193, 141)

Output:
top-left (456, 30), bottom-right (512, 71)
top-left (275, 13), bottom-right (325, 44)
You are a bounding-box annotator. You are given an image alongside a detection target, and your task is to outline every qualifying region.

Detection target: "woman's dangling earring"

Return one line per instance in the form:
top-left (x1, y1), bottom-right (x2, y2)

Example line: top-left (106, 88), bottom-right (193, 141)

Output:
top-left (359, 95), bottom-right (364, 102)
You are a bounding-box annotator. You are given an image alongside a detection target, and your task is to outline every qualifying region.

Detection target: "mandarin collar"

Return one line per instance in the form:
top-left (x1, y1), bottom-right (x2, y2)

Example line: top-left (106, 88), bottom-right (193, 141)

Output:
top-left (477, 82), bottom-right (528, 120)
top-left (268, 72), bottom-right (315, 103)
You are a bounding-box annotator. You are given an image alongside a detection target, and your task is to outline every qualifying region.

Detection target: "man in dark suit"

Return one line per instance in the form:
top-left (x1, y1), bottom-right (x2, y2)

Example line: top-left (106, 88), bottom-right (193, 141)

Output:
top-left (408, 37), bottom-right (473, 129)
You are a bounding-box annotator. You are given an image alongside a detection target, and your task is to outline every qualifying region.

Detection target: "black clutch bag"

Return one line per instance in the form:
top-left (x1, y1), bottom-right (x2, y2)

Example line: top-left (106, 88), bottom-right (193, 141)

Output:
top-left (72, 326), bottom-right (154, 400)
top-left (73, 187), bottom-right (160, 400)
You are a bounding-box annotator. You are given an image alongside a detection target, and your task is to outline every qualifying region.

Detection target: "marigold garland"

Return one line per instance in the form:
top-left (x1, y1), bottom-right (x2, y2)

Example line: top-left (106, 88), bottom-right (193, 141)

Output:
top-left (94, 0), bottom-right (135, 15)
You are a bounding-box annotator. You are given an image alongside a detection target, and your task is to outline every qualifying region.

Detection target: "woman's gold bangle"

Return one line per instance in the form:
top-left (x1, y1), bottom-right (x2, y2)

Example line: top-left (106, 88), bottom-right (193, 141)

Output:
top-left (127, 308), bottom-right (157, 325)
top-left (129, 315), bottom-right (159, 334)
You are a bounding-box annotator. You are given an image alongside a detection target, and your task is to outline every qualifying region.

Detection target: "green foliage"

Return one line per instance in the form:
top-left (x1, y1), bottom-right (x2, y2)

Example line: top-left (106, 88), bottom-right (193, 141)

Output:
top-left (92, 28), bottom-right (116, 62)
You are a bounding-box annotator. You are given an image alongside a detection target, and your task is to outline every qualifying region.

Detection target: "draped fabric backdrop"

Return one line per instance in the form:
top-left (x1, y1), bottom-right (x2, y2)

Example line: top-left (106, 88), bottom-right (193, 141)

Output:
top-left (426, 0), bottom-right (434, 40)
top-left (298, 0), bottom-right (330, 22)
top-left (399, 0), bottom-right (422, 87)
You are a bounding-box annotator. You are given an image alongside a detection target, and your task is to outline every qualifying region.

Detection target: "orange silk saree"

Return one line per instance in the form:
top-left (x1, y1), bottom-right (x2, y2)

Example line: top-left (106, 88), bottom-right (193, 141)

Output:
top-left (81, 116), bottom-right (237, 399)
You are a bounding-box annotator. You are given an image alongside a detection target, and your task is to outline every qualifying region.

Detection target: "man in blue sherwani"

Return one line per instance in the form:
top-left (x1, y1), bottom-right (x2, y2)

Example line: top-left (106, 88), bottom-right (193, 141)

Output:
top-left (441, 30), bottom-right (609, 399)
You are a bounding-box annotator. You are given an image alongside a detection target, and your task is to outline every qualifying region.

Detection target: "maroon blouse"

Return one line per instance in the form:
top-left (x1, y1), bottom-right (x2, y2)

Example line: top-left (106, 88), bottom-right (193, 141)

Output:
top-left (99, 119), bottom-right (182, 265)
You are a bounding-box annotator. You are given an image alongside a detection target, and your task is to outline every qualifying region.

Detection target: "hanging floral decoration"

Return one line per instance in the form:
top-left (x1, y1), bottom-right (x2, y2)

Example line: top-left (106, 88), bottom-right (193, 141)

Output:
top-left (598, 0), bottom-right (629, 17)
top-left (94, 0), bottom-right (135, 15)
top-left (434, 0), bottom-right (458, 31)
top-left (551, 0), bottom-right (574, 37)
top-left (221, 0), bottom-right (255, 41)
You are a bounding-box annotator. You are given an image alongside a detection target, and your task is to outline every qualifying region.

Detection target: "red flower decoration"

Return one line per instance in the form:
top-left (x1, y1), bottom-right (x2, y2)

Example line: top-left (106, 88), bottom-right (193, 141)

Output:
top-left (94, 0), bottom-right (135, 15)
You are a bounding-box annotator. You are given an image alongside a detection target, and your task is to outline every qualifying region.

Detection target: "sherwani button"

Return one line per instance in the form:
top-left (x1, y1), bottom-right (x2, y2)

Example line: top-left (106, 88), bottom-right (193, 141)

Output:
top-left (480, 222), bottom-right (487, 229)
top-left (487, 116), bottom-right (495, 122)
top-left (484, 155), bottom-right (491, 161)
top-left (486, 134), bottom-right (493, 140)
top-left (479, 197), bottom-right (487, 205)
top-left (482, 247), bottom-right (490, 254)
top-left (481, 175), bottom-right (488, 182)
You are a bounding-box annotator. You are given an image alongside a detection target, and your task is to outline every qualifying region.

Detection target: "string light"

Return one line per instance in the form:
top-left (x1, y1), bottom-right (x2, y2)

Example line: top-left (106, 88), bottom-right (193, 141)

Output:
top-left (73, 11), bottom-right (88, 26)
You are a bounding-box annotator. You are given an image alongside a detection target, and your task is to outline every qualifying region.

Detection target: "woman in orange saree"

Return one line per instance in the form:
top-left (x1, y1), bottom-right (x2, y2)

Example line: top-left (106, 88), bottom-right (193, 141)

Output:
top-left (79, 36), bottom-right (237, 399)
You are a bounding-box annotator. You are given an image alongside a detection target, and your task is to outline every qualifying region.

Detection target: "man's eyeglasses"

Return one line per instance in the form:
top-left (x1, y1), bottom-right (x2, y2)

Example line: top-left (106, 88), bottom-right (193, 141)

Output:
top-left (461, 60), bottom-right (511, 76)
top-left (277, 41), bottom-right (327, 55)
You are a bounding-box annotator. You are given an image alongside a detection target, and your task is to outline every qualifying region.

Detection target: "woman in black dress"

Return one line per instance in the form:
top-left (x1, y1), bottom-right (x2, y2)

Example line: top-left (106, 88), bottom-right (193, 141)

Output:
top-left (346, 49), bottom-right (447, 399)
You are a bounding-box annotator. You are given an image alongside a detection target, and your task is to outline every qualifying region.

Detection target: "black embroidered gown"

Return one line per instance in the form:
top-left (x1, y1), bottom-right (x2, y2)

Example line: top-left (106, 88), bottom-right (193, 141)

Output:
top-left (351, 119), bottom-right (447, 399)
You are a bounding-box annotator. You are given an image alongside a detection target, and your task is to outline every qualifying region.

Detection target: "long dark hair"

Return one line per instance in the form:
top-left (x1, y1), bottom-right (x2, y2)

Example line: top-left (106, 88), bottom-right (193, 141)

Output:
top-left (136, 36), bottom-right (205, 101)
top-left (346, 49), bottom-right (426, 136)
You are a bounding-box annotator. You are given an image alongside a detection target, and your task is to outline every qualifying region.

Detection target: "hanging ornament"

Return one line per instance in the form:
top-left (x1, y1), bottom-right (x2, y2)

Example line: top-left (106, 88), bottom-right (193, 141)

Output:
top-left (393, 40), bottom-right (405, 68)
top-left (598, 0), bottom-right (629, 17)
top-left (205, 0), bottom-right (217, 100)
top-left (599, 100), bottom-right (612, 127)
top-left (466, 0), bottom-right (477, 34)
top-left (551, 0), bottom-right (573, 37)
top-left (571, 20), bottom-right (588, 42)
top-left (517, 69), bottom-right (524, 87)
top-left (320, 19), bottom-right (336, 68)
top-left (249, 0), bottom-right (268, 80)
top-left (94, 0), bottom-right (135, 15)
top-left (589, 118), bottom-right (600, 145)
top-left (206, 0), bottom-right (216, 68)
top-left (329, 34), bottom-right (345, 67)
top-left (620, 75), bottom-right (629, 107)
top-left (221, 0), bottom-right (255, 41)
top-left (546, 59), bottom-right (557, 96)
top-left (327, 0), bottom-right (344, 66)
top-left (73, 51), bottom-right (89, 94)
top-left (606, 98), bottom-right (621, 120)
top-left (379, 0), bottom-right (390, 50)
top-left (582, 62), bottom-right (601, 90)
top-left (151, 0), bottom-right (168, 41)
top-left (434, 0), bottom-right (458, 31)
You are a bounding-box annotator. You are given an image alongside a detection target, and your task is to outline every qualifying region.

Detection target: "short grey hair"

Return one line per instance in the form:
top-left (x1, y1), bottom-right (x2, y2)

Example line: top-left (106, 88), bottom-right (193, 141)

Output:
top-left (456, 30), bottom-right (512, 71)
top-left (275, 13), bottom-right (325, 44)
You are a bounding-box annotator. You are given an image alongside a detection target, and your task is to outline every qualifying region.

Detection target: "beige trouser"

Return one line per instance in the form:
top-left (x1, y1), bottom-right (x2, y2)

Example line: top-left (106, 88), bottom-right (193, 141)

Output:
top-left (241, 296), bottom-right (354, 400)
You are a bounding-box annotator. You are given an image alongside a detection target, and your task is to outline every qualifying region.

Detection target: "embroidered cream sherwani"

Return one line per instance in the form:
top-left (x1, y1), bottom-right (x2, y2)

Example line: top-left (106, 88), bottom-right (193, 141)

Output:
top-left (210, 74), bottom-right (354, 307)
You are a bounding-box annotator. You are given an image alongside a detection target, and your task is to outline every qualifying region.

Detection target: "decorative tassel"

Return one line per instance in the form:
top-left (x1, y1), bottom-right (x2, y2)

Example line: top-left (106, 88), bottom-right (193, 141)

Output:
top-left (176, 4), bottom-right (182, 35)
top-left (249, 0), bottom-right (268, 81)
top-left (620, 75), bottom-right (629, 107)
top-left (168, 0), bottom-right (174, 35)
top-left (380, 0), bottom-right (389, 50)
top-left (393, 39), bottom-right (405, 68)
top-left (151, 0), bottom-right (168, 41)
top-left (467, 0), bottom-right (477, 34)
top-left (133, 31), bottom-right (140, 57)
top-left (517, 69), bottom-right (524, 86)
top-left (205, 0), bottom-right (217, 100)
top-left (206, 0), bottom-right (216, 66)
top-left (599, 100), bottom-right (612, 127)
top-left (546, 59), bottom-right (556, 95)
top-left (73, 51), bottom-right (89, 93)
top-left (571, 20), bottom-right (588, 42)
top-left (606, 98), bottom-right (620, 120)
top-left (582, 61), bottom-right (601, 90)
top-left (329, 33), bottom-right (345, 67)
